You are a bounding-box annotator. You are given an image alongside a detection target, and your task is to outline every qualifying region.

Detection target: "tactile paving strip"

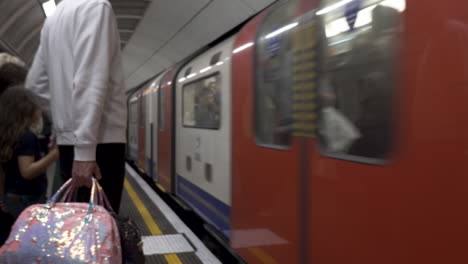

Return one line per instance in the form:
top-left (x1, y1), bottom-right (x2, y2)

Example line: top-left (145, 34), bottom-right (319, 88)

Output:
top-left (142, 234), bottom-right (194, 255)
top-left (119, 166), bottom-right (221, 264)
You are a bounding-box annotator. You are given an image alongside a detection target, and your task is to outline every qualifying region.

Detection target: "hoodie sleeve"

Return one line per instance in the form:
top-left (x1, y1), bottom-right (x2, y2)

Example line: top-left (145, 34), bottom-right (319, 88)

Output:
top-left (26, 32), bottom-right (51, 117)
top-left (72, 3), bottom-right (120, 161)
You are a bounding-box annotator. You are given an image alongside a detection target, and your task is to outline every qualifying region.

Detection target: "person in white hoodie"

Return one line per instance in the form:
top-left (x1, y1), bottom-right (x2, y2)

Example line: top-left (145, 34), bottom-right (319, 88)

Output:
top-left (25, 0), bottom-right (127, 213)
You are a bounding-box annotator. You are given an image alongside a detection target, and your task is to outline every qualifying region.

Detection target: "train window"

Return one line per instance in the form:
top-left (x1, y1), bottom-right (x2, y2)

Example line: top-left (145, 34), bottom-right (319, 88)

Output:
top-left (317, 0), bottom-right (403, 161)
top-left (210, 52), bottom-right (222, 66)
top-left (185, 67), bottom-right (192, 77)
top-left (129, 100), bottom-right (138, 124)
top-left (254, 1), bottom-right (301, 148)
top-left (182, 73), bottom-right (221, 129)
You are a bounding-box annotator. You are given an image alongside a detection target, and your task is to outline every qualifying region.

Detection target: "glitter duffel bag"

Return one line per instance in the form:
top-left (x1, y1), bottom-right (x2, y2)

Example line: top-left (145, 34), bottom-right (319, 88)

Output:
top-left (0, 178), bottom-right (122, 264)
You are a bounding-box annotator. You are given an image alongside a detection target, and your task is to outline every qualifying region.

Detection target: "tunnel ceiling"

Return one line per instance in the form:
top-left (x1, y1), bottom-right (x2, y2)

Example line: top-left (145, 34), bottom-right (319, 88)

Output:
top-left (121, 0), bottom-right (277, 90)
top-left (0, 0), bottom-right (276, 89)
top-left (0, 0), bottom-right (150, 65)
top-left (0, 0), bottom-right (46, 64)
top-left (109, 0), bottom-right (151, 50)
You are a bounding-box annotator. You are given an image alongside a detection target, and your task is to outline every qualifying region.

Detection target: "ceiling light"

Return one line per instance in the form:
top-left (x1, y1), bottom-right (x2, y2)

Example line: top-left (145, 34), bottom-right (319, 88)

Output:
top-left (380, 0), bottom-right (406, 12)
top-left (200, 66), bottom-right (212, 73)
top-left (265, 22), bottom-right (299, 39)
top-left (233, 42), bottom-right (254, 54)
top-left (354, 5), bottom-right (375, 28)
top-left (325, 18), bottom-right (350, 37)
top-left (187, 73), bottom-right (197, 79)
top-left (316, 0), bottom-right (353, 16)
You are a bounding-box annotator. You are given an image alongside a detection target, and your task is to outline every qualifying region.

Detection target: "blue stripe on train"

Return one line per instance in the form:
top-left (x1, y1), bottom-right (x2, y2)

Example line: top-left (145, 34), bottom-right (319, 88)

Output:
top-left (177, 175), bottom-right (231, 239)
top-left (128, 147), bottom-right (137, 162)
top-left (146, 158), bottom-right (158, 181)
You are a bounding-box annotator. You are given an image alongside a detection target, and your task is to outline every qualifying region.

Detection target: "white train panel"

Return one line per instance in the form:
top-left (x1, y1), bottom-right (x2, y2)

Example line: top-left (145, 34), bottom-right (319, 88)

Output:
top-left (175, 36), bottom-right (235, 236)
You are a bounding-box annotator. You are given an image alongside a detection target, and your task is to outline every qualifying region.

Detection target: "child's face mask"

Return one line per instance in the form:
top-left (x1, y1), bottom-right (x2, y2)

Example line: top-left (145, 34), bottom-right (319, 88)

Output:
top-left (30, 116), bottom-right (44, 136)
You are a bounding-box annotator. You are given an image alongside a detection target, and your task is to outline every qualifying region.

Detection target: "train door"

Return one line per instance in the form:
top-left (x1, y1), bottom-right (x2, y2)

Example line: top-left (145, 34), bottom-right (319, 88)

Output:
top-left (157, 70), bottom-right (175, 192)
top-left (137, 88), bottom-right (147, 172)
top-left (175, 39), bottom-right (234, 238)
top-left (145, 84), bottom-right (153, 177)
top-left (145, 75), bottom-right (164, 181)
top-left (150, 81), bottom-right (159, 182)
top-left (128, 92), bottom-right (139, 162)
top-left (231, 1), bottom-right (304, 263)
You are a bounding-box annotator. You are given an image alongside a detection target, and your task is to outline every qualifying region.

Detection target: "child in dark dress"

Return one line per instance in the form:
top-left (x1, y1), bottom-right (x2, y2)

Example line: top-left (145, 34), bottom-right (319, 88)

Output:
top-left (0, 87), bottom-right (58, 219)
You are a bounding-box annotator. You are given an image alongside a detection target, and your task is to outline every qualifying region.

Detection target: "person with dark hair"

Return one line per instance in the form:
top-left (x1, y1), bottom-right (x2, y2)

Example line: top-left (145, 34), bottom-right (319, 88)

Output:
top-left (0, 56), bottom-right (28, 216)
top-left (0, 87), bottom-right (58, 219)
top-left (195, 86), bottom-right (220, 128)
top-left (0, 63), bottom-right (28, 95)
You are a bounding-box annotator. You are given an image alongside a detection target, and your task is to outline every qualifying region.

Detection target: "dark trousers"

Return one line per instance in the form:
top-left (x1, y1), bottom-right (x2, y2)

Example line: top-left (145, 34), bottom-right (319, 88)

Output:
top-left (58, 144), bottom-right (125, 214)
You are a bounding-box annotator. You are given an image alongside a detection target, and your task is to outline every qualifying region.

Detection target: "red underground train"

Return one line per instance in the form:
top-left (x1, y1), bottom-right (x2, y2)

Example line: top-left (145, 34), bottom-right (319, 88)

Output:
top-left (127, 0), bottom-right (468, 263)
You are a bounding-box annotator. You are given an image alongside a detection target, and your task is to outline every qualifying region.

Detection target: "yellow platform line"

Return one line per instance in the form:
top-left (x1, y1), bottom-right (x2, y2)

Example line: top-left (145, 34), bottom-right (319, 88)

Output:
top-left (248, 247), bottom-right (279, 264)
top-left (164, 254), bottom-right (183, 264)
top-left (124, 179), bottom-right (183, 264)
top-left (124, 179), bottom-right (163, 235)
top-left (156, 183), bottom-right (167, 193)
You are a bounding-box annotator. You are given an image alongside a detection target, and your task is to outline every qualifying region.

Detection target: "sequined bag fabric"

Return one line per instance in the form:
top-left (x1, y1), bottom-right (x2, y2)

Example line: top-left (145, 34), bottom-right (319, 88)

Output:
top-left (0, 178), bottom-right (122, 264)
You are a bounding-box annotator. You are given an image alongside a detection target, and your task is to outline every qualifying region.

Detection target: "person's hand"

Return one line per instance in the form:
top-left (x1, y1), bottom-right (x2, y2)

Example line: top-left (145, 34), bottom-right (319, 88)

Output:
top-left (72, 161), bottom-right (102, 188)
top-left (49, 147), bottom-right (59, 161)
top-left (48, 135), bottom-right (57, 151)
top-left (0, 201), bottom-right (8, 213)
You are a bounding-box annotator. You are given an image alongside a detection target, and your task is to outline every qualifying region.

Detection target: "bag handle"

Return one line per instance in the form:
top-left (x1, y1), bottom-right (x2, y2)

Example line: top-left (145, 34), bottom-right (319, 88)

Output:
top-left (40, 178), bottom-right (103, 222)
top-left (46, 178), bottom-right (75, 205)
top-left (92, 181), bottom-right (115, 213)
top-left (53, 178), bottom-right (114, 213)
top-left (59, 181), bottom-right (78, 203)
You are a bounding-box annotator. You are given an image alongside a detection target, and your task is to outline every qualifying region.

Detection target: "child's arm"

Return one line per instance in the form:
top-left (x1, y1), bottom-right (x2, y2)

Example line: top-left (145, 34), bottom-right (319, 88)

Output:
top-left (18, 148), bottom-right (58, 181)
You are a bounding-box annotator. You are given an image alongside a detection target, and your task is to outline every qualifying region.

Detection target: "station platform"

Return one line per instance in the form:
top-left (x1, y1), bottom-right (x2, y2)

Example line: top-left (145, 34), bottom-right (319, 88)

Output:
top-left (120, 164), bottom-right (221, 264)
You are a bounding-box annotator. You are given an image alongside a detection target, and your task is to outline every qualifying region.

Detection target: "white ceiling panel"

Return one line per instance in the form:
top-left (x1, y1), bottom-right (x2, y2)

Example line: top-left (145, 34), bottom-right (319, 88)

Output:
top-left (122, 0), bottom-right (210, 79)
top-left (172, 0), bottom-right (253, 45)
top-left (0, 0), bottom-right (45, 64)
top-left (122, 34), bottom-right (165, 75)
top-left (147, 54), bottom-right (173, 70)
top-left (242, 0), bottom-right (276, 12)
top-left (125, 69), bottom-right (153, 90)
top-left (125, 63), bottom-right (163, 89)
top-left (122, 0), bottom-right (278, 89)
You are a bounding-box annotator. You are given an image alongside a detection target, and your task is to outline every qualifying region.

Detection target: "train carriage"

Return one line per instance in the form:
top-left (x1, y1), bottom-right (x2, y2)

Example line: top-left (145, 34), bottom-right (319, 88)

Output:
top-left (126, 0), bottom-right (468, 263)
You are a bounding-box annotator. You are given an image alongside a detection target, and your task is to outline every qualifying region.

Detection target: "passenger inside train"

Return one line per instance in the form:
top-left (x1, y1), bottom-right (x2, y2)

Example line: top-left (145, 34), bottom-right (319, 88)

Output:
top-left (195, 85), bottom-right (220, 128)
top-left (318, 4), bottom-right (399, 160)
